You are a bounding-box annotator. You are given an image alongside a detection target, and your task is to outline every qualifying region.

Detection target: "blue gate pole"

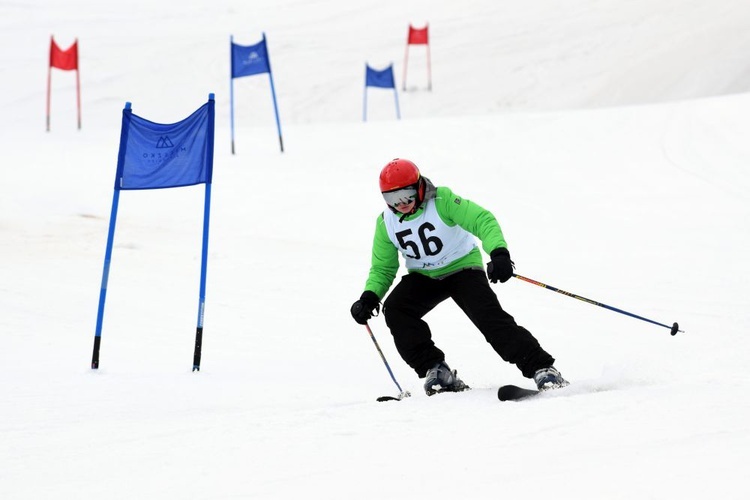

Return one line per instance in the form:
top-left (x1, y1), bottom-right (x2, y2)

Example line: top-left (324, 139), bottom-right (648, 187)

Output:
top-left (363, 79), bottom-right (368, 122)
top-left (192, 183), bottom-right (212, 371)
top-left (230, 36), bottom-right (236, 155)
top-left (91, 101), bottom-right (131, 369)
top-left (193, 94), bottom-right (216, 371)
top-left (91, 189), bottom-right (121, 369)
top-left (393, 87), bottom-right (401, 120)
top-left (264, 33), bottom-right (284, 153)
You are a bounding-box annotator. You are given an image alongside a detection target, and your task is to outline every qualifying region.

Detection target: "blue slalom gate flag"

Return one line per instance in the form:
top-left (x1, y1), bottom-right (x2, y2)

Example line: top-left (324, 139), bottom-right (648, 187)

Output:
top-left (116, 102), bottom-right (214, 190)
top-left (231, 37), bottom-right (270, 78)
top-left (365, 64), bottom-right (396, 89)
top-left (230, 33), bottom-right (284, 153)
top-left (92, 95), bottom-right (216, 372)
top-left (363, 63), bottom-right (400, 121)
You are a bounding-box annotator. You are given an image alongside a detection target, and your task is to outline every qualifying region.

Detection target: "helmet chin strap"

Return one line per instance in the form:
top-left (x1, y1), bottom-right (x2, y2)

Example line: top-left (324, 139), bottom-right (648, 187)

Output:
top-left (397, 202), bottom-right (420, 222)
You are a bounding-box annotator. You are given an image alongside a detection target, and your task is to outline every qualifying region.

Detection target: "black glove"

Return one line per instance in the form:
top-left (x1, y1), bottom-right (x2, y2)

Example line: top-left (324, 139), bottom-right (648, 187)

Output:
top-left (350, 291), bottom-right (381, 325)
top-left (486, 247), bottom-right (515, 283)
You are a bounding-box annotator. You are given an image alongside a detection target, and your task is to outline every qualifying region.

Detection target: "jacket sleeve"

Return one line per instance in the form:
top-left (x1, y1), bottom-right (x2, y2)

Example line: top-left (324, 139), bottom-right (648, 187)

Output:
top-left (364, 213), bottom-right (400, 299)
top-left (435, 186), bottom-right (507, 254)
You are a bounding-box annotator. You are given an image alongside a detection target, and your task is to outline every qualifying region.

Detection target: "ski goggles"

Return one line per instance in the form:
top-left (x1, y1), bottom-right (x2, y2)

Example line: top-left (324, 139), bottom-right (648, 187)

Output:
top-left (382, 187), bottom-right (418, 208)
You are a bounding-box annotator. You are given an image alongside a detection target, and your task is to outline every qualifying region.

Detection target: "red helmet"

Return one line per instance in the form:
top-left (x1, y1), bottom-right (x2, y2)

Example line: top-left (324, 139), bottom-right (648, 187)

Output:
top-left (380, 158), bottom-right (420, 192)
top-left (379, 158), bottom-right (426, 212)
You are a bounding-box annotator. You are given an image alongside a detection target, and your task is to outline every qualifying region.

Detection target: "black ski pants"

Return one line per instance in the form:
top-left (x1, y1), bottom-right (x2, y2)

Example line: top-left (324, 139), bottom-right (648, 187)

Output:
top-left (383, 269), bottom-right (555, 379)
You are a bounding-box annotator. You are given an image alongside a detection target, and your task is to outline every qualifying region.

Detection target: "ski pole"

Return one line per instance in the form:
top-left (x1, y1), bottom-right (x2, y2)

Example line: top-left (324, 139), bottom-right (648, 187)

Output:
top-left (364, 322), bottom-right (411, 401)
top-left (513, 273), bottom-right (683, 336)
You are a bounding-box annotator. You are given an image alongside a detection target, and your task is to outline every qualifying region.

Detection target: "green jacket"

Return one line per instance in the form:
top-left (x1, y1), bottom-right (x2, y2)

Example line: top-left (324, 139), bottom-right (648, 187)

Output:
top-left (365, 184), bottom-right (507, 299)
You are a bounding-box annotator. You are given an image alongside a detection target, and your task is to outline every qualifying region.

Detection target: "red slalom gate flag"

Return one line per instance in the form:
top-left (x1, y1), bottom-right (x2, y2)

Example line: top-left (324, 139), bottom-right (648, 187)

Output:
top-left (407, 25), bottom-right (429, 45)
top-left (50, 38), bottom-right (78, 70)
top-left (47, 36), bottom-right (81, 131)
top-left (403, 24), bottom-right (432, 91)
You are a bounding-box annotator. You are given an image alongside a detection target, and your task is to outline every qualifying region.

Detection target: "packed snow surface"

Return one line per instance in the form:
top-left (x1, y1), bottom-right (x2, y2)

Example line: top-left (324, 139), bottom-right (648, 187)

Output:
top-left (2, 1), bottom-right (750, 498)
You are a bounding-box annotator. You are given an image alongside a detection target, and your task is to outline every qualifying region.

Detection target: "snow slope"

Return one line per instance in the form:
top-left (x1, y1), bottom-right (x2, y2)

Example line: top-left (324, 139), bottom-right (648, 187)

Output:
top-left (1, 1), bottom-right (750, 499)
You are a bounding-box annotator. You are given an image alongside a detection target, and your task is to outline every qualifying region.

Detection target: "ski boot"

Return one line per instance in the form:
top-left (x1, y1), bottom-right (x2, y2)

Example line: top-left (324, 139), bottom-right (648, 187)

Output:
top-left (533, 366), bottom-right (569, 391)
top-left (424, 361), bottom-right (470, 396)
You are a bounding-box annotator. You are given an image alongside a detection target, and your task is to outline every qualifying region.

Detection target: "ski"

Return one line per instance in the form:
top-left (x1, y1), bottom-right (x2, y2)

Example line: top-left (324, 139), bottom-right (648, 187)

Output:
top-left (497, 383), bottom-right (572, 401)
top-left (497, 384), bottom-right (541, 401)
top-left (379, 383), bottom-right (564, 402)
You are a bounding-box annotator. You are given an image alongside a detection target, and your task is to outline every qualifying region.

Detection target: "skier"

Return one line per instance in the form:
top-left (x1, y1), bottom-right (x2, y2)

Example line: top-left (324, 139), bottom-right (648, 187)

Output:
top-left (350, 158), bottom-right (568, 395)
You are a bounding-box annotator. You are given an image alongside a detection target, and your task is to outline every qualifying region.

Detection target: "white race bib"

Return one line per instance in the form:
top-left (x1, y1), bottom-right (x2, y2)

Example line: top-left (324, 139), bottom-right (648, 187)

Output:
top-left (383, 200), bottom-right (476, 270)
